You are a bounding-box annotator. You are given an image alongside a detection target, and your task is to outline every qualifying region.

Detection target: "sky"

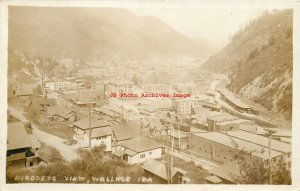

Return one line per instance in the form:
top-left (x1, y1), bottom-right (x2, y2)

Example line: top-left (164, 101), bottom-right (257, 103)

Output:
top-left (129, 8), bottom-right (266, 47)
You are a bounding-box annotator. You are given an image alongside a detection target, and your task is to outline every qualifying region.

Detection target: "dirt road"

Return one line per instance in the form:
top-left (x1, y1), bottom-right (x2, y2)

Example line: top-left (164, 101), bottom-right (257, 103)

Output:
top-left (8, 105), bottom-right (79, 162)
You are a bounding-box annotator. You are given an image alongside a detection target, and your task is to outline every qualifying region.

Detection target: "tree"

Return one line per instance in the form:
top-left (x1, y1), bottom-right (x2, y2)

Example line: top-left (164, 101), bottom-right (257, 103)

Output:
top-left (228, 137), bottom-right (268, 184)
top-left (227, 134), bottom-right (291, 184)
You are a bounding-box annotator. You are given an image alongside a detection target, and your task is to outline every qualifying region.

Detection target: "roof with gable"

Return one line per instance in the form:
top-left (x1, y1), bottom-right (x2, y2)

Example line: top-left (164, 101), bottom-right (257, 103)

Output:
top-left (120, 136), bottom-right (162, 153)
top-left (47, 106), bottom-right (75, 118)
top-left (218, 89), bottom-right (250, 109)
top-left (7, 122), bottom-right (31, 150)
top-left (111, 122), bottom-right (142, 141)
top-left (15, 84), bottom-right (34, 96)
top-left (142, 159), bottom-right (187, 181)
top-left (91, 126), bottom-right (112, 138)
top-left (192, 132), bottom-right (283, 159)
top-left (72, 117), bottom-right (110, 130)
top-left (222, 130), bottom-right (291, 153)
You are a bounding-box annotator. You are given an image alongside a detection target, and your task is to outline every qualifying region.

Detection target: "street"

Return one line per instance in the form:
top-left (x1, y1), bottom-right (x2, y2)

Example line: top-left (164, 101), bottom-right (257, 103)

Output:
top-left (8, 105), bottom-right (79, 162)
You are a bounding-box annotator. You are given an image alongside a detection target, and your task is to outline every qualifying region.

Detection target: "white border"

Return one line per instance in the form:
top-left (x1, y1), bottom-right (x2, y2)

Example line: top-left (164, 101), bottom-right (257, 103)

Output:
top-left (0, 1), bottom-right (299, 191)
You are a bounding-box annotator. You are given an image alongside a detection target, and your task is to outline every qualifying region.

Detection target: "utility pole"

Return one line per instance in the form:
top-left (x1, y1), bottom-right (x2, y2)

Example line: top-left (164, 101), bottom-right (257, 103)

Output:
top-left (89, 102), bottom-right (92, 149)
top-left (268, 132), bottom-right (272, 184)
top-left (178, 124), bottom-right (181, 152)
top-left (166, 127), bottom-right (171, 184)
top-left (266, 128), bottom-right (276, 184)
top-left (170, 125), bottom-right (175, 184)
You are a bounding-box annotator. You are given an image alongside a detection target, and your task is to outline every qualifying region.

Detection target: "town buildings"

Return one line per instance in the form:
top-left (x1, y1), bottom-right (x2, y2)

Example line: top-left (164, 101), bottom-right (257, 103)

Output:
top-left (45, 81), bottom-right (78, 91)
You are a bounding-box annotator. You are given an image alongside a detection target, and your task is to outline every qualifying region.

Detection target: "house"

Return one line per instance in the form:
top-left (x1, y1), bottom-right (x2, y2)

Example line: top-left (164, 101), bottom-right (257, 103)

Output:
top-left (7, 122), bottom-right (42, 167)
top-left (27, 98), bottom-right (55, 114)
top-left (47, 105), bottom-right (77, 122)
top-left (113, 136), bottom-right (163, 164)
top-left (46, 91), bottom-right (60, 99)
top-left (140, 118), bottom-right (167, 137)
top-left (81, 126), bottom-right (112, 151)
top-left (72, 117), bottom-right (112, 151)
top-left (13, 84), bottom-right (35, 99)
top-left (142, 159), bottom-right (188, 184)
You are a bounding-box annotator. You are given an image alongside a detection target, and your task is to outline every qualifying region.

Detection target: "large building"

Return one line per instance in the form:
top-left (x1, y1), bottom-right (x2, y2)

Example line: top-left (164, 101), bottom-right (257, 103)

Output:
top-left (173, 98), bottom-right (196, 116)
top-left (107, 79), bottom-right (134, 96)
top-left (218, 89), bottom-right (257, 115)
top-left (45, 81), bottom-right (78, 91)
top-left (190, 131), bottom-right (291, 171)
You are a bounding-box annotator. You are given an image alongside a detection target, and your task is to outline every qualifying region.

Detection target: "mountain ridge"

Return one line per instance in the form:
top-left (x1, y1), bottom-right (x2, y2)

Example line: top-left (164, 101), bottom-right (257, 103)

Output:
top-left (8, 6), bottom-right (216, 62)
top-left (201, 10), bottom-right (293, 120)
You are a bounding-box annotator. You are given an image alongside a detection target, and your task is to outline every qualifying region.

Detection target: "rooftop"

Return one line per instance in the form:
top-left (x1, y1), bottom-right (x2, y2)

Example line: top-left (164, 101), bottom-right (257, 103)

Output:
top-left (142, 159), bottom-right (187, 181)
top-left (222, 130), bottom-right (291, 153)
top-left (193, 132), bottom-right (283, 159)
top-left (112, 149), bottom-right (126, 157)
top-left (205, 175), bottom-right (223, 183)
top-left (47, 106), bottom-right (74, 118)
top-left (72, 117), bottom-right (110, 130)
top-left (143, 101), bottom-right (172, 112)
top-left (238, 124), bottom-right (267, 135)
top-left (120, 136), bottom-right (162, 153)
top-left (109, 78), bottom-right (134, 86)
top-left (7, 122), bottom-right (31, 150)
top-left (207, 113), bottom-right (239, 122)
top-left (217, 119), bottom-right (250, 126)
top-left (218, 89), bottom-right (250, 109)
top-left (111, 122), bottom-right (142, 141)
top-left (200, 100), bottom-right (221, 109)
top-left (173, 98), bottom-right (196, 103)
top-left (91, 126), bottom-right (112, 138)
